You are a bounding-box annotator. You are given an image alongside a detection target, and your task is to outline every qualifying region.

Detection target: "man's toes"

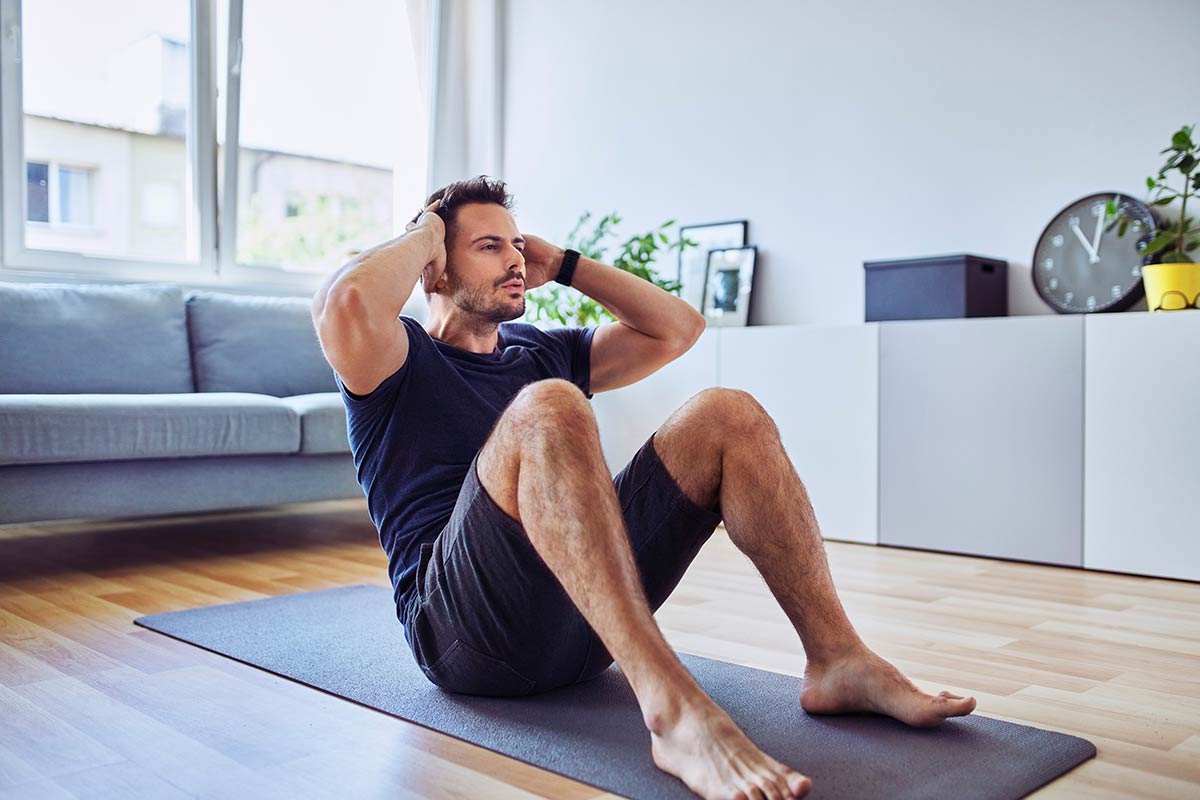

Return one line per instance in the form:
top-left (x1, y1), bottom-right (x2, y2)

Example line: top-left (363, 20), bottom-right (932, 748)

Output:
top-left (730, 777), bottom-right (764, 800)
top-left (741, 766), bottom-right (783, 800)
top-left (932, 692), bottom-right (976, 717)
top-left (762, 755), bottom-right (808, 797)
top-left (786, 771), bottom-right (812, 796)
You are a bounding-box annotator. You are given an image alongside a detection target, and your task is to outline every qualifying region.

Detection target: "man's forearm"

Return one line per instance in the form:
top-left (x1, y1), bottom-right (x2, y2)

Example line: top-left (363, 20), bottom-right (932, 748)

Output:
top-left (568, 254), bottom-right (705, 343)
top-left (313, 226), bottom-right (437, 324)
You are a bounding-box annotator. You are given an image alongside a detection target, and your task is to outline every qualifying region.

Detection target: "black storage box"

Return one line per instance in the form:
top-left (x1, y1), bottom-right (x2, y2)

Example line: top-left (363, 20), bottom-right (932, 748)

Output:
top-left (864, 253), bottom-right (1008, 322)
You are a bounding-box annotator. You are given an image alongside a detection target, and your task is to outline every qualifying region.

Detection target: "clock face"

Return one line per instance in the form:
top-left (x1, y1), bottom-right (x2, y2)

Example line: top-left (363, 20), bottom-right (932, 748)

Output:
top-left (1033, 192), bottom-right (1157, 313)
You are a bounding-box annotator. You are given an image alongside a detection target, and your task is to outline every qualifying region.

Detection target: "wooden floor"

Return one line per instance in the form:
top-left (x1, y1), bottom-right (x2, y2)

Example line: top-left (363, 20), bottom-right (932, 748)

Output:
top-left (0, 499), bottom-right (1197, 799)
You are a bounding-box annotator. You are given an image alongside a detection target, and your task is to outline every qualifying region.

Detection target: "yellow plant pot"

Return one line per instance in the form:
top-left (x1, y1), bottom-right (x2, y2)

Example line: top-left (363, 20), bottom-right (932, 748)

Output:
top-left (1142, 261), bottom-right (1200, 311)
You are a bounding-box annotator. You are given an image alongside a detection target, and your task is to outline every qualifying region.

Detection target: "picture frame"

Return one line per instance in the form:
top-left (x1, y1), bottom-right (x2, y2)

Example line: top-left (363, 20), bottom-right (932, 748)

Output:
top-left (677, 220), bottom-right (747, 312)
top-left (702, 245), bottom-right (757, 327)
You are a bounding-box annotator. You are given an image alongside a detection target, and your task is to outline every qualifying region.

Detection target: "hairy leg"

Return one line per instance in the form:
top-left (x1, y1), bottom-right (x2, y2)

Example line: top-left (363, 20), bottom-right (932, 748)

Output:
top-left (651, 387), bottom-right (977, 728)
top-left (477, 379), bottom-right (809, 799)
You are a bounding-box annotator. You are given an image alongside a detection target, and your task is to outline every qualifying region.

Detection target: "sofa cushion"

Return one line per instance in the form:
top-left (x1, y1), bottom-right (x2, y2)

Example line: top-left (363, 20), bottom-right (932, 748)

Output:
top-left (0, 282), bottom-right (193, 394)
top-left (186, 290), bottom-right (337, 397)
top-left (0, 393), bottom-right (300, 466)
top-left (279, 393), bottom-right (351, 454)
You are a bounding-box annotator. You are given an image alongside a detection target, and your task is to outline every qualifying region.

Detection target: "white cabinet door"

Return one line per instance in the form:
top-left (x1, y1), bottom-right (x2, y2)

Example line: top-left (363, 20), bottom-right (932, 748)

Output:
top-left (590, 330), bottom-right (720, 475)
top-left (1084, 312), bottom-right (1200, 581)
top-left (719, 325), bottom-right (880, 544)
top-left (879, 316), bottom-right (1085, 565)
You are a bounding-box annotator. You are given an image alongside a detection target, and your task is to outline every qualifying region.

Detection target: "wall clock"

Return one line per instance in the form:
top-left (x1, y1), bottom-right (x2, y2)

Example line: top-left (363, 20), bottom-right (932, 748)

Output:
top-left (1033, 192), bottom-right (1159, 313)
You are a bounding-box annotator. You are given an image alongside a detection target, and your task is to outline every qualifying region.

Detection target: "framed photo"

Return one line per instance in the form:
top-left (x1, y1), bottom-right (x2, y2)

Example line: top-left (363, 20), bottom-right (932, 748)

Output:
top-left (702, 246), bottom-right (757, 327)
top-left (677, 220), bottom-right (747, 312)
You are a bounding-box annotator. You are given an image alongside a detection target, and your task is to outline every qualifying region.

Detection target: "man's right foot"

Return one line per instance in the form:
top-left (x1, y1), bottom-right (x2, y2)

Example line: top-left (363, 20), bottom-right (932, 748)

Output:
top-left (646, 691), bottom-right (811, 800)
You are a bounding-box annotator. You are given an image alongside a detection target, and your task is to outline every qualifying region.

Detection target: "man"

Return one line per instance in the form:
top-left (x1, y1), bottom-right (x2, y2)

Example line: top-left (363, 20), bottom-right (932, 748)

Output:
top-left (311, 176), bottom-right (976, 800)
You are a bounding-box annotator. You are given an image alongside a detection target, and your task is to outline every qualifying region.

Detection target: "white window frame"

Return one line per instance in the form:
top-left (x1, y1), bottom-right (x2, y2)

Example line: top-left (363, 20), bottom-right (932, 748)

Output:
top-left (0, 0), bottom-right (338, 294)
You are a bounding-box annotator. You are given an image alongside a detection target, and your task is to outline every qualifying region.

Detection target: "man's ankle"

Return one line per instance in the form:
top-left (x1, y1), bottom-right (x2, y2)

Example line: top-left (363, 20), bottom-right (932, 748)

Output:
top-left (803, 637), bottom-right (872, 669)
top-left (639, 672), bottom-right (708, 735)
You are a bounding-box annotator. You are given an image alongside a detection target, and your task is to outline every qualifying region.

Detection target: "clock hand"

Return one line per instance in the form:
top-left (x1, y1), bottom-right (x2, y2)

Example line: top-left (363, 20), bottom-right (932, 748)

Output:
top-left (1090, 206), bottom-right (1105, 260)
top-left (1069, 221), bottom-right (1099, 262)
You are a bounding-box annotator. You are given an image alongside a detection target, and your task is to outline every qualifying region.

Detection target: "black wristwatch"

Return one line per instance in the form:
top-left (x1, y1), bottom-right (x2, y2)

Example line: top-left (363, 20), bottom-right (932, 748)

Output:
top-left (556, 249), bottom-right (580, 287)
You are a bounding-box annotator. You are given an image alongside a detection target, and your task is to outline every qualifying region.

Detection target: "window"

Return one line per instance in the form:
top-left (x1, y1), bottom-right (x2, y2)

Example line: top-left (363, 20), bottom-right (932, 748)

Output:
top-left (58, 166), bottom-right (93, 225)
top-left (25, 161), bottom-right (95, 226)
top-left (26, 161), bottom-right (48, 223)
top-left (228, 0), bottom-right (417, 274)
top-left (17, 0), bottom-right (195, 261)
top-left (1, 0), bottom-right (428, 288)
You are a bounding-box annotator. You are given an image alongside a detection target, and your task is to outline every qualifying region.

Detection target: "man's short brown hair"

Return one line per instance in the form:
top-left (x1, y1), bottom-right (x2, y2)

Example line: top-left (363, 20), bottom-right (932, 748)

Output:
top-left (413, 175), bottom-right (515, 242)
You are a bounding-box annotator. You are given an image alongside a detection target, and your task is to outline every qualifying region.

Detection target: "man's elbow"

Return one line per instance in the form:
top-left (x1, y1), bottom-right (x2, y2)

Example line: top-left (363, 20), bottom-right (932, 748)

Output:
top-left (674, 312), bottom-right (707, 354)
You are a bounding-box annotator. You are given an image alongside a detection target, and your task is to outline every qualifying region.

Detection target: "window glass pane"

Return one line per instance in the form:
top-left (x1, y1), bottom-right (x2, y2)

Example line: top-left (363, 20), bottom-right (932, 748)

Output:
top-left (232, 0), bottom-right (424, 273)
top-left (26, 162), bottom-right (49, 223)
top-left (20, 0), bottom-right (195, 261)
top-left (59, 167), bottom-right (93, 226)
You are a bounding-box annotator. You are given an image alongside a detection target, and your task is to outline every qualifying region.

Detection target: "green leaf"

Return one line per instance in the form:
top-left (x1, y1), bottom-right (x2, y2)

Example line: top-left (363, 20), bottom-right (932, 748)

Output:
top-left (1180, 154), bottom-right (1197, 174)
top-left (1142, 233), bottom-right (1175, 256)
top-left (1172, 129), bottom-right (1192, 149)
top-left (1151, 196), bottom-right (1176, 206)
top-left (1186, 240), bottom-right (1199, 251)
top-left (1118, 219), bottom-right (1129, 237)
top-left (1146, 176), bottom-right (1157, 190)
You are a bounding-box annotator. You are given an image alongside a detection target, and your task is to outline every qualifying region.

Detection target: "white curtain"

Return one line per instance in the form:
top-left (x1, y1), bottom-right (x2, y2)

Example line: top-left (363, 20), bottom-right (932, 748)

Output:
top-left (401, 0), bottom-right (504, 322)
top-left (405, 0), bottom-right (505, 197)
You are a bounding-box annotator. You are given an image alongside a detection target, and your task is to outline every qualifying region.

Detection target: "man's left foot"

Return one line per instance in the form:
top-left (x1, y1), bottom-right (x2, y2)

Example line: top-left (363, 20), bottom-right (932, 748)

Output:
top-left (799, 647), bottom-right (976, 728)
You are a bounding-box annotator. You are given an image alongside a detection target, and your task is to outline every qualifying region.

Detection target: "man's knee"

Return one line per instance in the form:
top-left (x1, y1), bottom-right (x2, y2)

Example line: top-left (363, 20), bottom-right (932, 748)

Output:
top-left (505, 378), bottom-right (595, 436)
top-left (478, 379), bottom-right (602, 523)
top-left (687, 387), bottom-right (777, 441)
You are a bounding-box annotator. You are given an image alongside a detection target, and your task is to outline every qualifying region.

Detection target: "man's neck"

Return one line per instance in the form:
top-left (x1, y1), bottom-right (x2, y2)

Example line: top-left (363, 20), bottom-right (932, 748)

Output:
top-left (426, 312), bottom-right (500, 354)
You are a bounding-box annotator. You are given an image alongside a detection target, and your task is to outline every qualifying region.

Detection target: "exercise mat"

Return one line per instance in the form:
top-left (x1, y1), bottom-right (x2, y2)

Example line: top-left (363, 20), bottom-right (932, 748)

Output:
top-left (134, 584), bottom-right (1095, 799)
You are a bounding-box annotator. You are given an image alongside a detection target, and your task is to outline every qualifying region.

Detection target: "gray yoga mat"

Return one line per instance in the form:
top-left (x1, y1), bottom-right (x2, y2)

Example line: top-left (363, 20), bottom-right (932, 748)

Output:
top-left (133, 584), bottom-right (1095, 799)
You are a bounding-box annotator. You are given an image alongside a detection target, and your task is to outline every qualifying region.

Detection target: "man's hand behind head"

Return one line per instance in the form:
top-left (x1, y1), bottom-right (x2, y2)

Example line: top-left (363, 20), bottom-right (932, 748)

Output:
top-left (521, 233), bottom-right (565, 291)
top-left (408, 199), bottom-right (447, 294)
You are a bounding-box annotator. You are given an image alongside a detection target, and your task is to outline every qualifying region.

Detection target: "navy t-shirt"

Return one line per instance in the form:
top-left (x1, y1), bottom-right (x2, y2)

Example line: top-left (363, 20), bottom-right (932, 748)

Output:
top-left (334, 316), bottom-right (597, 627)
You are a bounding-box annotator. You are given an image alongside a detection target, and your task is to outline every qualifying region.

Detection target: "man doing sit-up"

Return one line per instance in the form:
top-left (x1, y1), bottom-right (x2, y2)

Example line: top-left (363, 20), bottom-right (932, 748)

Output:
top-left (311, 175), bottom-right (976, 800)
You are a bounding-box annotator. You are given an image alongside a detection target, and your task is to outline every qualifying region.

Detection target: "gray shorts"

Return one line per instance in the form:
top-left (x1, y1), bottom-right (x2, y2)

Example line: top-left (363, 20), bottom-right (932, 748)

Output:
top-left (403, 431), bottom-right (723, 697)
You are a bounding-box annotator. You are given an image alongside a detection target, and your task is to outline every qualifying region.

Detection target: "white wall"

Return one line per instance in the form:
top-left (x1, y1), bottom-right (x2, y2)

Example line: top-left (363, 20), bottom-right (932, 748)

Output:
top-left (502, 0), bottom-right (1200, 325)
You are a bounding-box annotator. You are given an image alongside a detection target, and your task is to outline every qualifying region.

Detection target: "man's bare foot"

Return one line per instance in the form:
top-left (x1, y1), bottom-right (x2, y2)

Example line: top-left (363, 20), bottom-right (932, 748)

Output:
top-left (645, 690), bottom-right (811, 800)
top-left (800, 646), bottom-right (977, 728)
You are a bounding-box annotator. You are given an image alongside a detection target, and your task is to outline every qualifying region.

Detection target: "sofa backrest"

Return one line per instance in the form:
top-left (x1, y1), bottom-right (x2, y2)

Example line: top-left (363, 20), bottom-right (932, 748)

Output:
top-left (0, 282), bottom-right (193, 394)
top-left (185, 290), bottom-right (336, 397)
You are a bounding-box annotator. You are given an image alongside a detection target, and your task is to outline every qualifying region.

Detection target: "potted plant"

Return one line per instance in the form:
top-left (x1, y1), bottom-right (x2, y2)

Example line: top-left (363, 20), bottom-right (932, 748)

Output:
top-left (524, 211), bottom-right (696, 327)
top-left (1107, 123), bottom-right (1200, 311)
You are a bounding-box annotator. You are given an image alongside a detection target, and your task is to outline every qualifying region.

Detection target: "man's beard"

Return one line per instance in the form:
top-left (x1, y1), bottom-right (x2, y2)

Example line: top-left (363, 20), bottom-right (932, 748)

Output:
top-left (451, 278), bottom-right (525, 325)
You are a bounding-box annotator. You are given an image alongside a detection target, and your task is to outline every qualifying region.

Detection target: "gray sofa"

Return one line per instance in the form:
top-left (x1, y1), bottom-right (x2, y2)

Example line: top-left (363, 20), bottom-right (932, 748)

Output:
top-left (0, 281), bottom-right (361, 525)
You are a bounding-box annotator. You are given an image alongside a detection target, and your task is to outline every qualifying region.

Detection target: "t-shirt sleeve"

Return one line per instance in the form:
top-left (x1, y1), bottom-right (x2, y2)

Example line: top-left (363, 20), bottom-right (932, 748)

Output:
top-left (333, 315), bottom-right (422, 409)
top-left (544, 325), bottom-right (597, 399)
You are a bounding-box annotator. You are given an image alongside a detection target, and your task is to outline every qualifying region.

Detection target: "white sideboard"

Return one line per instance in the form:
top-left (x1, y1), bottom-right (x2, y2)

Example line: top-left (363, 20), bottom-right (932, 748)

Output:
top-left (591, 330), bottom-right (719, 474)
top-left (719, 325), bottom-right (879, 545)
top-left (1083, 312), bottom-right (1200, 582)
top-left (589, 311), bottom-right (1200, 582)
top-left (878, 315), bottom-right (1084, 566)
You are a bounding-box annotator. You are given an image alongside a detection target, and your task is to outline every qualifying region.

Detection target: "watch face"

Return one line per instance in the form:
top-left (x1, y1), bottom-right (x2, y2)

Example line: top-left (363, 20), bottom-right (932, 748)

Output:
top-left (1033, 192), bottom-right (1157, 313)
